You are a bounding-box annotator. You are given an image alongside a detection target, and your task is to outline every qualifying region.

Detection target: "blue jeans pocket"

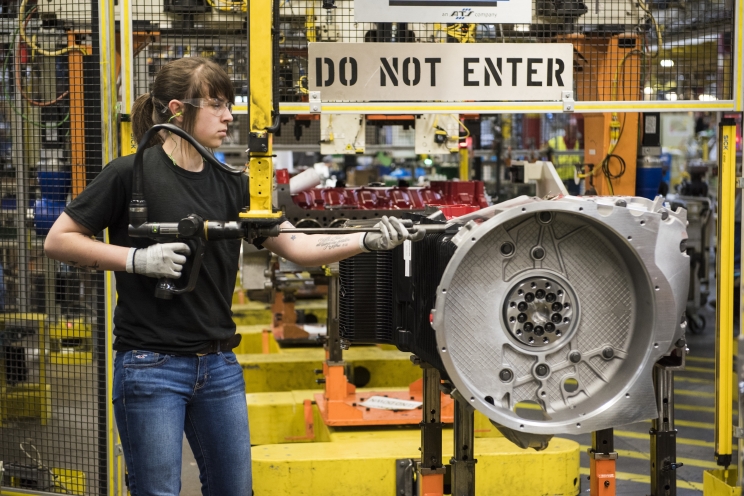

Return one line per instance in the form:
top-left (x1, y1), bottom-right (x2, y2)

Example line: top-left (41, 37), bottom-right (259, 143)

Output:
top-left (122, 350), bottom-right (170, 368)
top-left (219, 351), bottom-right (238, 365)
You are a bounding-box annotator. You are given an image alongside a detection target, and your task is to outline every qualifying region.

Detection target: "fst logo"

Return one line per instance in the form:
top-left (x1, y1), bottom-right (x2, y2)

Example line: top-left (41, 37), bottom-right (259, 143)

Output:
top-left (452, 8), bottom-right (474, 20)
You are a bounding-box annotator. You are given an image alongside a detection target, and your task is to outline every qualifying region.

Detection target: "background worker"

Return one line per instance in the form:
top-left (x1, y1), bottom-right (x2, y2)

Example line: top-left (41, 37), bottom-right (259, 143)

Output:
top-left (43, 57), bottom-right (412, 496)
top-left (544, 116), bottom-right (582, 195)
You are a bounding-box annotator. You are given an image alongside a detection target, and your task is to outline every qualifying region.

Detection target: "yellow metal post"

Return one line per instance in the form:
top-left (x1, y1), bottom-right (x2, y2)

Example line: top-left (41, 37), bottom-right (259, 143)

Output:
top-left (715, 118), bottom-right (737, 468)
top-left (119, 0), bottom-right (136, 157)
top-left (459, 147), bottom-right (469, 181)
top-left (241, 0), bottom-right (282, 219)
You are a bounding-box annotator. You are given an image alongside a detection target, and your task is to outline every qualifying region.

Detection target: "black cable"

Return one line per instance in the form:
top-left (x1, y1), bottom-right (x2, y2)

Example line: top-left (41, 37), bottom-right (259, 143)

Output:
top-left (601, 153), bottom-right (627, 182)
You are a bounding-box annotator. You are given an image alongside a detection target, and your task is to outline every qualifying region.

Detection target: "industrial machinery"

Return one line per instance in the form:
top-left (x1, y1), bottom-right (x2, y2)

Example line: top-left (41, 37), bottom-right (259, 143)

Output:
top-left (339, 193), bottom-right (689, 493)
top-left (239, 170), bottom-right (491, 344)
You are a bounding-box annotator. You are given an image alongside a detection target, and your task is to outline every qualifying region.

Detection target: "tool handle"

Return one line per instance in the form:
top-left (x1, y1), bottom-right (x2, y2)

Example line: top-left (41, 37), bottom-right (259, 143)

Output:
top-left (153, 238), bottom-right (206, 299)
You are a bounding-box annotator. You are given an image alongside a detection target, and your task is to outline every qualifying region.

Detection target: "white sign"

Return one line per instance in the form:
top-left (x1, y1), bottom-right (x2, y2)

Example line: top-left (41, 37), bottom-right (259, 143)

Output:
top-left (360, 395), bottom-right (423, 410)
top-left (309, 43), bottom-right (573, 102)
top-left (355, 0), bottom-right (530, 24)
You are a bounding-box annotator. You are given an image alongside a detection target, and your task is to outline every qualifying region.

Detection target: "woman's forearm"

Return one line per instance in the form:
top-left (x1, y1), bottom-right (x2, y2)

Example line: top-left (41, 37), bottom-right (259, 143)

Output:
top-left (44, 212), bottom-right (129, 271)
top-left (261, 227), bottom-right (366, 267)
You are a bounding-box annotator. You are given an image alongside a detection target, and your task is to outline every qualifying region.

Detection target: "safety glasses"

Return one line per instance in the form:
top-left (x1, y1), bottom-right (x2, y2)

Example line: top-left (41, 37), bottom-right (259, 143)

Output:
top-left (180, 98), bottom-right (233, 117)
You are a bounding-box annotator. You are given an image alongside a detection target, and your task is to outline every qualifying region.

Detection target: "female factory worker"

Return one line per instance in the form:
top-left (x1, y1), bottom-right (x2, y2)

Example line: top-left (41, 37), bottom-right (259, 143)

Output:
top-left (43, 57), bottom-right (410, 496)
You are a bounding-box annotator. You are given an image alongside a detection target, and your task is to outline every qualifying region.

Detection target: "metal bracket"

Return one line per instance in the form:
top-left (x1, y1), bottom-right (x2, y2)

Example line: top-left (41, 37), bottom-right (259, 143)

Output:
top-left (248, 131), bottom-right (269, 153)
top-left (734, 427), bottom-right (744, 438)
top-left (418, 464), bottom-right (448, 475)
top-left (395, 458), bottom-right (415, 496)
top-left (588, 450), bottom-right (619, 460)
top-left (736, 177), bottom-right (744, 189)
top-left (309, 91), bottom-right (321, 114)
top-left (562, 91), bottom-right (575, 113)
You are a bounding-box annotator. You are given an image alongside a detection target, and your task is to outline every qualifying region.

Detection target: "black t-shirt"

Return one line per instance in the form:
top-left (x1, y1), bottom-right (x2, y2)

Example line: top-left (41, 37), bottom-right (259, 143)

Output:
top-left (65, 146), bottom-right (250, 353)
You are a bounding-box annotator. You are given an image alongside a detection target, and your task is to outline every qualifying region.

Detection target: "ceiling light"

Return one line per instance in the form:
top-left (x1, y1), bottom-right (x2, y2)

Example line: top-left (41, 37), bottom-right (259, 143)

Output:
top-left (660, 59), bottom-right (674, 68)
top-left (513, 24), bottom-right (530, 32)
top-left (664, 92), bottom-right (678, 101)
top-left (698, 94), bottom-right (717, 101)
top-left (643, 87), bottom-right (654, 95)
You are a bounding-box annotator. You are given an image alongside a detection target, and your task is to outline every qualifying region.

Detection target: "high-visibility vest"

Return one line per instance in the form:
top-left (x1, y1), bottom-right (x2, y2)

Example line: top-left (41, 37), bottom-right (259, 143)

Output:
top-left (548, 135), bottom-right (581, 181)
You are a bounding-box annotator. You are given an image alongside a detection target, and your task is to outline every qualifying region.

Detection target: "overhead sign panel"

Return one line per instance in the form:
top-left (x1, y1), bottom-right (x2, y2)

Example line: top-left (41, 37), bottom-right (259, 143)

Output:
top-left (355, 0), bottom-right (530, 23)
top-left (309, 43), bottom-right (574, 102)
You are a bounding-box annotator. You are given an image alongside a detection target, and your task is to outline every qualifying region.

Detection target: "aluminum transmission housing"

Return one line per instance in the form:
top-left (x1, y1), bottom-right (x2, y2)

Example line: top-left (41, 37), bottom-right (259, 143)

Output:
top-left (432, 195), bottom-right (689, 439)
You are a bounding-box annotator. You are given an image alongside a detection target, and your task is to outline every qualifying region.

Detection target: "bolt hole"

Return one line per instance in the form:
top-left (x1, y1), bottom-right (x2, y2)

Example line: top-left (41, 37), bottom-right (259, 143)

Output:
top-left (563, 378), bottom-right (579, 393)
top-left (484, 396), bottom-right (495, 405)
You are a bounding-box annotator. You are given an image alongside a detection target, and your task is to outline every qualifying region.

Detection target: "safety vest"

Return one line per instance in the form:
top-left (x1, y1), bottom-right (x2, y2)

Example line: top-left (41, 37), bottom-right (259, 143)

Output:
top-left (548, 135), bottom-right (581, 181)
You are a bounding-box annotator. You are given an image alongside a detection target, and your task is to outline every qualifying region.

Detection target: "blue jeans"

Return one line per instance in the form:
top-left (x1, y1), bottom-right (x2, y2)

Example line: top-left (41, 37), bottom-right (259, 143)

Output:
top-left (113, 350), bottom-right (251, 496)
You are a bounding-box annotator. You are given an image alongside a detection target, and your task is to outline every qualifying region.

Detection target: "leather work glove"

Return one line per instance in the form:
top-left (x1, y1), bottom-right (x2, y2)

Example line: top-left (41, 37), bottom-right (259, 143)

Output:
top-left (360, 216), bottom-right (410, 252)
top-left (126, 243), bottom-right (191, 279)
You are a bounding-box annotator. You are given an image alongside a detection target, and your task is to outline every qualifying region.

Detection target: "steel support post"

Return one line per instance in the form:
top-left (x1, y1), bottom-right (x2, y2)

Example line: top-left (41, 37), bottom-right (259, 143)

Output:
top-left (326, 267), bottom-right (342, 363)
top-left (589, 428), bottom-right (617, 496)
top-left (418, 363), bottom-right (445, 496)
top-left (450, 394), bottom-right (476, 496)
top-left (651, 364), bottom-right (680, 495)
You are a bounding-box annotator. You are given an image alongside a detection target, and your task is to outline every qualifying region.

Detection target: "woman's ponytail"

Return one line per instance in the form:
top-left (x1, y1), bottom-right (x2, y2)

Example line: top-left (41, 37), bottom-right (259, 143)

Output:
top-left (131, 93), bottom-right (162, 149)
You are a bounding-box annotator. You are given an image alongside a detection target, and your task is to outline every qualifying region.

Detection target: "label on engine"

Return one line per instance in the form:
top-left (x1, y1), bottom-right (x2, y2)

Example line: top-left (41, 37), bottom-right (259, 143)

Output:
top-left (404, 240), bottom-right (412, 277)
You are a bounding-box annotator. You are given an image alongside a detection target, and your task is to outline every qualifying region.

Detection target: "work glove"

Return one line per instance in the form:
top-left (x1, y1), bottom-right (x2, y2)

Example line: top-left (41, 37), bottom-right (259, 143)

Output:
top-left (126, 243), bottom-right (191, 279)
top-left (360, 216), bottom-right (410, 252)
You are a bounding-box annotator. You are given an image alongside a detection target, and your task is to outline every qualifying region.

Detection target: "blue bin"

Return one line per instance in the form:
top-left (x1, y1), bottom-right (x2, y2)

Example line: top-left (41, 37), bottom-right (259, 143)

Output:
top-left (38, 171), bottom-right (71, 202)
top-left (34, 198), bottom-right (67, 235)
top-left (636, 166), bottom-right (663, 200)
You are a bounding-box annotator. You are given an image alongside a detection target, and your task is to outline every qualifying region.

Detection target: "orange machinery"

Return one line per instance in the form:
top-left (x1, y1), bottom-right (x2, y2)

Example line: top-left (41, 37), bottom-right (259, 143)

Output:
top-left (565, 34), bottom-right (643, 196)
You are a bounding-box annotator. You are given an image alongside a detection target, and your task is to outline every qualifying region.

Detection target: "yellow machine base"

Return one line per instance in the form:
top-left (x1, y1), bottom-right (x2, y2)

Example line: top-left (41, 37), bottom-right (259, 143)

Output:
top-left (1, 468), bottom-right (85, 495)
top-left (1, 384), bottom-right (52, 425)
top-left (236, 326), bottom-right (421, 393)
top-left (50, 350), bottom-right (93, 365)
top-left (704, 469), bottom-right (741, 496)
top-left (231, 300), bottom-right (327, 327)
top-left (252, 430), bottom-right (580, 496)
top-left (248, 390), bottom-right (507, 445)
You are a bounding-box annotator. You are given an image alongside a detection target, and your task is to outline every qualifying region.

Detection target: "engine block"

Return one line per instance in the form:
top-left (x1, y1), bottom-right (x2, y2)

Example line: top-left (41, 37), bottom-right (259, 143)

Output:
top-left (433, 195), bottom-right (689, 436)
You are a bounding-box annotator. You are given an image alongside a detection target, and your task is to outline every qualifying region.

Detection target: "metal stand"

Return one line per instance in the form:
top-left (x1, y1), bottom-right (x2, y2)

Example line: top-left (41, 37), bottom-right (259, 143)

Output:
top-left (417, 362), bottom-right (446, 496)
top-left (315, 267), bottom-right (359, 423)
top-left (315, 269), bottom-right (453, 426)
top-left (651, 363), bottom-right (682, 495)
top-left (738, 334), bottom-right (744, 487)
top-left (589, 428), bottom-right (617, 496)
top-left (450, 394), bottom-right (477, 496)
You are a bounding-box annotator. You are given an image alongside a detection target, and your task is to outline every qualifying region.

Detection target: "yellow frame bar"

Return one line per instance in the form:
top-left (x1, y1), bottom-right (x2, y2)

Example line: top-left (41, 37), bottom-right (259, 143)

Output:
top-left (715, 118), bottom-right (737, 466)
top-left (258, 100), bottom-right (738, 115)
top-left (241, 0), bottom-right (281, 219)
top-left (735, 0), bottom-right (743, 111)
top-left (119, 0), bottom-right (136, 157)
